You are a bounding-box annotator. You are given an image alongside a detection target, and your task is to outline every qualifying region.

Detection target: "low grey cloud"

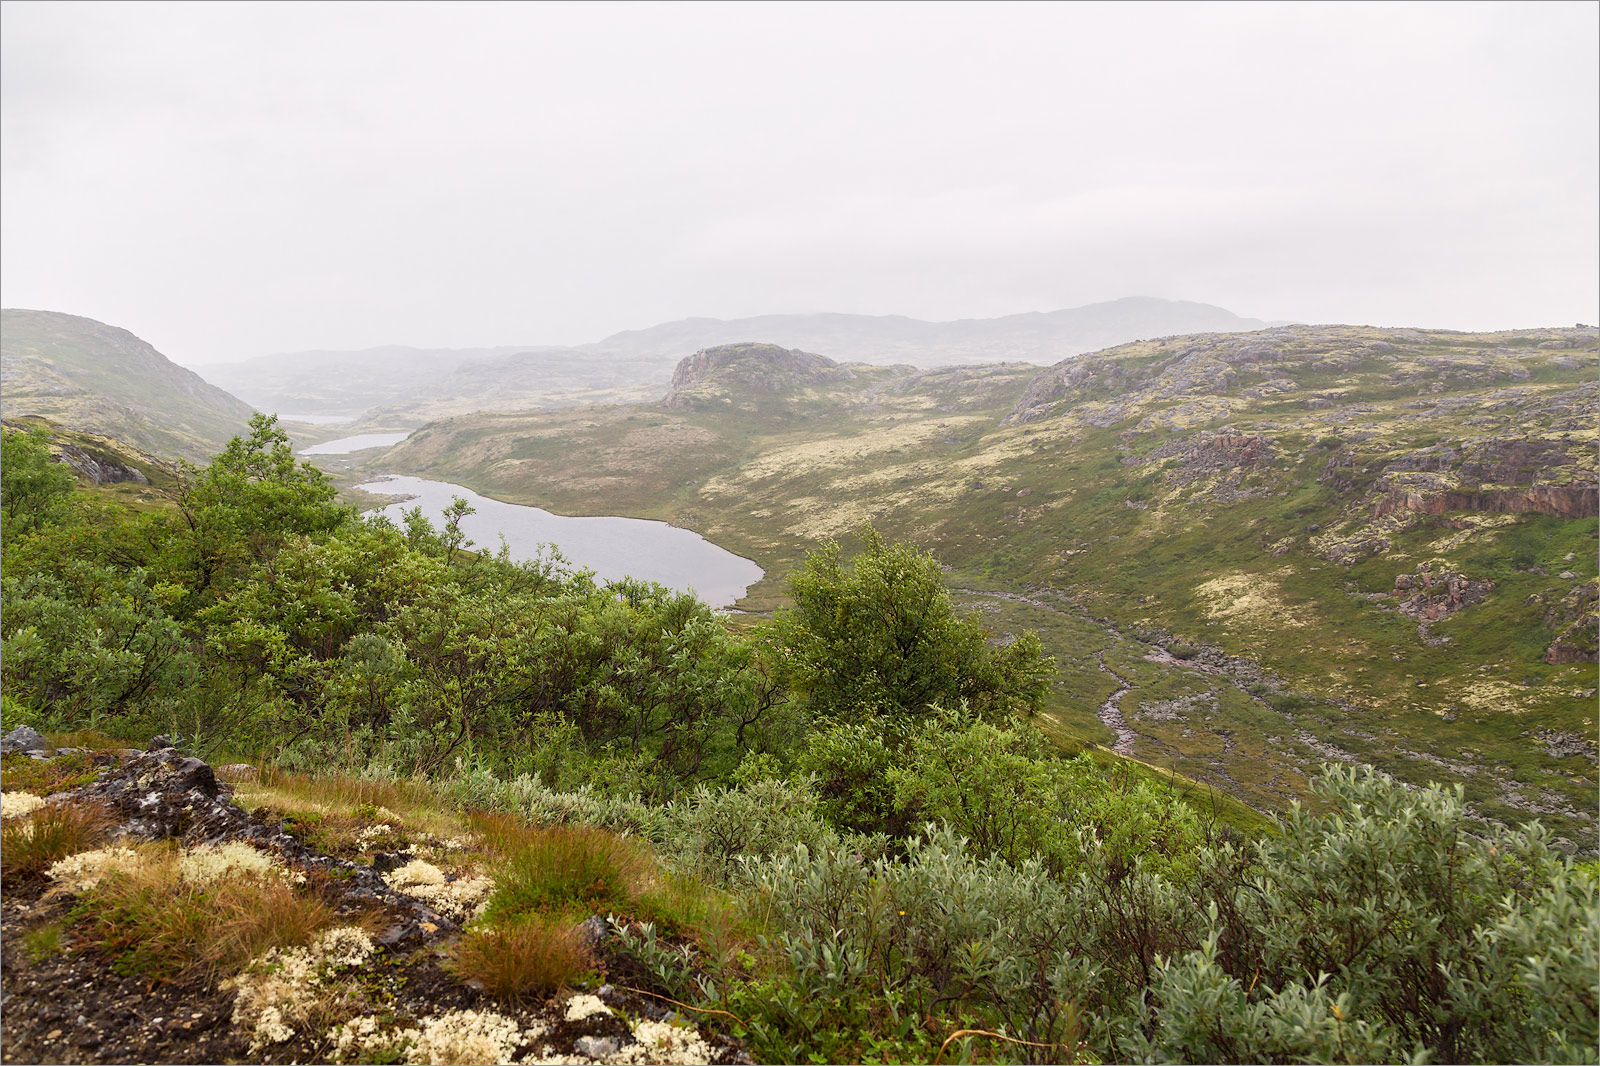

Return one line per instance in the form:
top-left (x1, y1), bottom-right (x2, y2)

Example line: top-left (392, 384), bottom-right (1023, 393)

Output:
top-left (2, 1), bottom-right (1594, 366)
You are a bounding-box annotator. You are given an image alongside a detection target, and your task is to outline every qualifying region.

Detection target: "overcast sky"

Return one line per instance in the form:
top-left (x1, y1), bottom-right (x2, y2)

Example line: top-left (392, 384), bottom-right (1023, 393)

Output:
top-left (3, 1), bottom-right (1596, 367)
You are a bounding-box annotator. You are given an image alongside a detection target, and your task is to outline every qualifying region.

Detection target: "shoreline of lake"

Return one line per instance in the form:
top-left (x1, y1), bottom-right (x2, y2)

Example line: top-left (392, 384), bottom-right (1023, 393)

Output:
top-left (356, 475), bottom-right (763, 608)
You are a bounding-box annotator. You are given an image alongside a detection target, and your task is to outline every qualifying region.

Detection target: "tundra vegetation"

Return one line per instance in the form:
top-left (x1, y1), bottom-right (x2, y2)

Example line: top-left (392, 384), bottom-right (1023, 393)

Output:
top-left (1, 412), bottom-right (1596, 1064)
top-left (378, 326), bottom-right (1600, 848)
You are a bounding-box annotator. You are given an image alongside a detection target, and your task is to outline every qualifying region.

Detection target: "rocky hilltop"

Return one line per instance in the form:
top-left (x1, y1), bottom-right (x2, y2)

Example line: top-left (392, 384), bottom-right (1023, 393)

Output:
top-left (660, 343), bottom-right (856, 410)
top-left (0, 310), bottom-right (256, 461)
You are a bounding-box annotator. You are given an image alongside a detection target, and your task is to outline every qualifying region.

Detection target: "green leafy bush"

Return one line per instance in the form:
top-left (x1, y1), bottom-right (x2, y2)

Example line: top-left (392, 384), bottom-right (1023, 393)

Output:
top-left (1154, 765), bottom-right (1599, 1064)
top-left (762, 525), bottom-right (1052, 725)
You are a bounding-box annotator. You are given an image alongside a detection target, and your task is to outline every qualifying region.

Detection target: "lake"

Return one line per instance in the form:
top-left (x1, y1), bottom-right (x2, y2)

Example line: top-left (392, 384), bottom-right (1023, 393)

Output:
top-left (355, 475), bottom-right (764, 608)
top-left (301, 432), bottom-right (412, 454)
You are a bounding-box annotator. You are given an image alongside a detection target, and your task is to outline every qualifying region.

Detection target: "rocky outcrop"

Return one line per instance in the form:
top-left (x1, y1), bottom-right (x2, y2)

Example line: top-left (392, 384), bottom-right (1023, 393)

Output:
top-left (1148, 432), bottom-right (1272, 487)
top-left (1373, 483), bottom-right (1597, 521)
top-left (2, 742), bottom-right (752, 1066)
top-left (661, 343), bottom-right (854, 409)
top-left (1392, 567), bottom-right (1494, 623)
top-left (1370, 437), bottom-right (1598, 520)
top-left (1543, 579), bottom-right (1599, 664)
top-left (55, 442), bottom-right (149, 485)
top-left (63, 745), bottom-right (462, 938)
top-left (1, 725), bottom-right (52, 755)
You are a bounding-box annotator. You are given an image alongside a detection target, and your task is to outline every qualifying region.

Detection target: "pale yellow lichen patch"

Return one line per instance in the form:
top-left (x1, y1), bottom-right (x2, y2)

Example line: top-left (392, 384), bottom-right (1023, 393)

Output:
top-left (386, 858), bottom-right (446, 886)
top-left (177, 842), bottom-right (283, 885)
top-left (383, 858), bottom-right (493, 923)
top-left (46, 846), bottom-right (145, 892)
top-left (564, 994), bottom-right (611, 1022)
top-left (611, 1018), bottom-right (713, 1065)
top-left (356, 823), bottom-right (399, 850)
top-left (711, 418), bottom-right (986, 486)
top-left (1136, 397), bottom-right (1236, 432)
top-left (770, 497), bottom-right (874, 540)
top-left (229, 926), bottom-right (376, 1053)
top-left (1195, 572), bottom-right (1314, 630)
top-left (1447, 679), bottom-right (1536, 715)
top-left (1, 791), bottom-right (46, 820)
top-left (404, 1009), bottom-right (544, 1065)
top-left (330, 1014), bottom-right (411, 1063)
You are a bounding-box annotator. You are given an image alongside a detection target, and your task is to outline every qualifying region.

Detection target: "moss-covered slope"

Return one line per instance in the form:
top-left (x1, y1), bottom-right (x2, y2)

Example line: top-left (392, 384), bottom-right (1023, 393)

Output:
top-left (1, 310), bottom-right (255, 461)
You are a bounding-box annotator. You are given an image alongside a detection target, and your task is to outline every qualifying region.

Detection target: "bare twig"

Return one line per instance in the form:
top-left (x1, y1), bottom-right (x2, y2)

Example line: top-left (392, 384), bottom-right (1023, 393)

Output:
top-left (614, 985), bottom-right (748, 1029)
top-left (935, 1027), bottom-right (1075, 1063)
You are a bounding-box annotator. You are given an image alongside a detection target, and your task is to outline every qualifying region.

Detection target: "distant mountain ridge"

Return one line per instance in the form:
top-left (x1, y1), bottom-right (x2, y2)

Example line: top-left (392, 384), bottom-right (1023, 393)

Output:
top-left (585, 296), bottom-right (1287, 365)
top-left (0, 309), bottom-right (255, 461)
top-left (200, 298), bottom-right (1288, 422)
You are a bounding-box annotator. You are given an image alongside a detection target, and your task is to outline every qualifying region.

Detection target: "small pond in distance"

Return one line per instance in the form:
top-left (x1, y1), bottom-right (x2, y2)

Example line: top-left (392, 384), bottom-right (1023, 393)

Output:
top-left (356, 475), bottom-right (764, 608)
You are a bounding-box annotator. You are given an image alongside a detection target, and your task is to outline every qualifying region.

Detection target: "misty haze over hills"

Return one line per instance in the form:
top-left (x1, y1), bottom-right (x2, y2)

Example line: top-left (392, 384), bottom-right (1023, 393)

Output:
top-left (202, 297), bottom-right (1289, 419)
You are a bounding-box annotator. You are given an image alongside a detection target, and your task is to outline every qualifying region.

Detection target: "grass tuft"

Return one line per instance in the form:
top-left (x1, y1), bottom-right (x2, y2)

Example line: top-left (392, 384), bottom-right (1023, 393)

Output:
top-left (484, 825), bottom-right (652, 923)
top-left (1, 802), bottom-right (112, 885)
top-left (1, 750), bottom-right (111, 796)
top-left (450, 914), bottom-right (589, 1003)
top-left (21, 920), bottom-right (67, 962)
top-left (239, 769), bottom-right (462, 837)
top-left (78, 850), bottom-right (345, 982)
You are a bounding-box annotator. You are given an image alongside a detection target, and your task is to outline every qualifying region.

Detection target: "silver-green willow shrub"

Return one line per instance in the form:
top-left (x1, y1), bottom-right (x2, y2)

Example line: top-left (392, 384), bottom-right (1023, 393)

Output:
top-left (741, 825), bottom-right (1097, 1061)
top-left (1143, 765), bottom-right (1599, 1064)
top-left (661, 775), bottom-right (837, 881)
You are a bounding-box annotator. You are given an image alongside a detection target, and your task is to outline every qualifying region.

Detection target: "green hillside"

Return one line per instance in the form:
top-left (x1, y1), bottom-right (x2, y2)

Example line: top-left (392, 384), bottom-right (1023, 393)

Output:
top-left (0, 309), bottom-right (255, 461)
top-left (378, 326), bottom-right (1600, 848)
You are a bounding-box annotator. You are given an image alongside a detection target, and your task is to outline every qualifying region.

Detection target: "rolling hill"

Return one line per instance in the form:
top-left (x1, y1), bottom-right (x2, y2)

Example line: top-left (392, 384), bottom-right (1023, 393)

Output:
top-left (197, 297), bottom-right (1284, 425)
top-left (585, 296), bottom-right (1286, 366)
top-left (0, 310), bottom-right (256, 462)
top-left (374, 324), bottom-right (1599, 849)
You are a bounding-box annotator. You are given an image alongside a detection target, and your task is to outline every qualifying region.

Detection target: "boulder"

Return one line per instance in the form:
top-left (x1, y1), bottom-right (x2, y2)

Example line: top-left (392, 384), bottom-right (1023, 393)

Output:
top-left (574, 1036), bottom-right (621, 1059)
top-left (1, 725), bottom-right (51, 755)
